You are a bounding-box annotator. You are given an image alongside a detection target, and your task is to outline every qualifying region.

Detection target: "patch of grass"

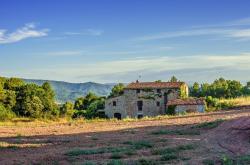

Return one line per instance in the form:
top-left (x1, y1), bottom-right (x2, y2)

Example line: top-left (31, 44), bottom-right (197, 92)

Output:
top-left (123, 140), bottom-right (153, 149)
top-left (65, 146), bottom-right (129, 156)
top-left (152, 144), bottom-right (196, 156)
top-left (135, 159), bottom-right (158, 165)
top-left (107, 160), bottom-right (124, 165)
top-left (124, 149), bottom-right (136, 156)
top-left (176, 144), bottom-right (195, 151)
top-left (160, 153), bottom-right (178, 161)
top-left (221, 155), bottom-right (234, 165)
top-left (110, 153), bottom-right (123, 159)
top-left (192, 119), bottom-right (224, 129)
top-left (82, 161), bottom-right (96, 165)
top-left (151, 129), bottom-right (200, 135)
top-left (202, 159), bottom-right (215, 165)
top-left (65, 148), bottom-right (105, 156)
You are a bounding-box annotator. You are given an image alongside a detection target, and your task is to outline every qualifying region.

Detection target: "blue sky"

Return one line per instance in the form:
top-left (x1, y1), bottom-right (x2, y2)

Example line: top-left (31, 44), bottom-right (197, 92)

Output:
top-left (1, 0), bottom-right (250, 83)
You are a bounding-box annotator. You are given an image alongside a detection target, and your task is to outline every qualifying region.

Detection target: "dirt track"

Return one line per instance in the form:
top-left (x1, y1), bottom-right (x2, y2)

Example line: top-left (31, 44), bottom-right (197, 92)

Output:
top-left (0, 109), bottom-right (250, 165)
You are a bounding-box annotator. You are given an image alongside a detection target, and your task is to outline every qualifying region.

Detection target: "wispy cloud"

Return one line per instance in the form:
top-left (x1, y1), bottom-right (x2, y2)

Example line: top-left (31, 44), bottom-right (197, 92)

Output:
top-left (135, 17), bottom-right (250, 41)
top-left (0, 23), bottom-right (49, 44)
top-left (64, 29), bottom-right (103, 36)
top-left (229, 29), bottom-right (250, 38)
top-left (18, 52), bottom-right (248, 82)
top-left (44, 51), bottom-right (83, 57)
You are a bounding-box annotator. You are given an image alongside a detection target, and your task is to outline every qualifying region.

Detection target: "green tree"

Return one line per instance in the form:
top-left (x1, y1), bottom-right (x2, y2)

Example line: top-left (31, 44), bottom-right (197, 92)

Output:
top-left (41, 82), bottom-right (58, 114)
top-left (169, 76), bottom-right (178, 82)
top-left (0, 103), bottom-right (15, 121)
top-left (4, 78), bottom-right (24, 90)
top-left (23, 96), bottom-right (44, 118)
top-left (60, 101), bottom-right (74, 118)
top-left (109, 83), bottom-right (125, 97)
top-left (4, 90), bottom-right (16, 110)
top-left (191, 82), bottom-right (200, 97)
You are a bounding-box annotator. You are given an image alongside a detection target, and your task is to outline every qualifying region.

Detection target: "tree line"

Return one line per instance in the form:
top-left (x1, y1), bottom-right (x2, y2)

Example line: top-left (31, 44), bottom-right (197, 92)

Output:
top-left (0, 77), bottom-right (106, 121)
top-left (189, 78), bottom-right (250, 98)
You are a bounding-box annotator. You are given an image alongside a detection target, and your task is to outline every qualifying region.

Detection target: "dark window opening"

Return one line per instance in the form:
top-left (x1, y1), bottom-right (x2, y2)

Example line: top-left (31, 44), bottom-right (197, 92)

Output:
top-left (137, 100), bottom-right (143, 111)
top-left (137, 114), bottom-right (143, 119)
top-left (156, 101), bottom-right (160, 107)
top-left (114, 113), bottom-right (121, 120)
top-left (113, 101), bottom-right (116, 106)
top-left (136, 89), bottom-right (140, 93)
top-left (157, 89), bottom-right (161, 93)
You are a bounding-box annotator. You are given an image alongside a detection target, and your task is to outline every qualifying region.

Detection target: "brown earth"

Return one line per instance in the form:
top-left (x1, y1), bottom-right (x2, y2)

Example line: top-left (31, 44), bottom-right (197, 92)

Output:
top-left (0, 109), bottom-right (250, 165)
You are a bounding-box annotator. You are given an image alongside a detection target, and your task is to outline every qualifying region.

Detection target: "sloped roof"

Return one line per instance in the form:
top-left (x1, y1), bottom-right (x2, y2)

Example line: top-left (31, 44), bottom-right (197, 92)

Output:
top-left (125, 82), bottom-right (185, 89)
top-left (167, 98), bottom-right (205, 106)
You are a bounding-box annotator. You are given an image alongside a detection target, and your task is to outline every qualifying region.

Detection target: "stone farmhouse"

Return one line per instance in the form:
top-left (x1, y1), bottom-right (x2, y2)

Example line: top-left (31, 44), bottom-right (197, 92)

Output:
top-left (104, 81), bottom-right (205, 119)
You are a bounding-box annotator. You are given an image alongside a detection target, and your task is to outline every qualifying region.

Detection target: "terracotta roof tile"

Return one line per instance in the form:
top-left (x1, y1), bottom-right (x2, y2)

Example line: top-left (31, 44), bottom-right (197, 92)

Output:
top-left (125, 82), bottom-right (185, 89)
top-left (167, 98), bottom-right (205, 106)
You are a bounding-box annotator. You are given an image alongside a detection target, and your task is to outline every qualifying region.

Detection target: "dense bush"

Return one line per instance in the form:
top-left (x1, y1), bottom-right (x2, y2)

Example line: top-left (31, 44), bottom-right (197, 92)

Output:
top-left (190, 78), bottom-right (250, 99)
top-left (0, 103), bottom-right (15, 121)
top-left (0, 77), bottom-right (59, 120)
top-left (73, 92), bottom-right (106, 119)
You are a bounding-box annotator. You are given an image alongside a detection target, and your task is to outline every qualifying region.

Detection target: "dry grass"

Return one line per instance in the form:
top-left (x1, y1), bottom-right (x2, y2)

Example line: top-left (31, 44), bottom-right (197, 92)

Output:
top-left (219, 96), bottom-right (250, 106)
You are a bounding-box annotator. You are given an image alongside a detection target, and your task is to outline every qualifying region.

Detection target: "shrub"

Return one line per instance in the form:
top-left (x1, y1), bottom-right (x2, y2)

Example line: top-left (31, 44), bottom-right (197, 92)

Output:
top-left (0, 104), bottom-right (15, 121)
top-left (110, 153), bottom-right (123, 159)
top-left (160, 153), bottom-right (178, 161)
top-left (192, 119), bottom-right (224, 129)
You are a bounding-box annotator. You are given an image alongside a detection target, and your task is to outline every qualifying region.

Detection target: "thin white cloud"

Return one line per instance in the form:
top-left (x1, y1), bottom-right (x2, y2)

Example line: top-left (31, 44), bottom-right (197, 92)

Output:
top-left (229, 29), bottom-right (250, 38)
top-left (135, 17), bottom-right (250, 41)
top-left (44, 51), bottom-right (83, 57)
top-left (0, 23), bottom-right (49, 44)
top-left (64, 29), bottom-right (103, 36)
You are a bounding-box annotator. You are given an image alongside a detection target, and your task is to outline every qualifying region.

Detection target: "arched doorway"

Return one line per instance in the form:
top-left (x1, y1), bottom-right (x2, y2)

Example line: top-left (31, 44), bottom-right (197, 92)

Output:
top-left (114, 113), bottom-right (122, 120)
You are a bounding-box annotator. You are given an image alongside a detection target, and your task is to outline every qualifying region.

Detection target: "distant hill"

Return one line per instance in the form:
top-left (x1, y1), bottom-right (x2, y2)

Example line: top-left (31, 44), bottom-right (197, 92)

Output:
top-left (23, 79), bottom-right (114, 103)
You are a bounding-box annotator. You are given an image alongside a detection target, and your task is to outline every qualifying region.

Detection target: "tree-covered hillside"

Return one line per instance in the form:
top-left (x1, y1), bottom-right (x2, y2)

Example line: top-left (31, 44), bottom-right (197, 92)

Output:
top-left (23, 79), bottom-right (114, 103)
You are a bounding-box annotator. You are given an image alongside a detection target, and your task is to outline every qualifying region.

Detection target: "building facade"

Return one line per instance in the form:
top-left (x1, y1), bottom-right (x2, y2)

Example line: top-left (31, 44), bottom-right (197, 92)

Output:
top-left (104, 81), bottom-right (205, 119)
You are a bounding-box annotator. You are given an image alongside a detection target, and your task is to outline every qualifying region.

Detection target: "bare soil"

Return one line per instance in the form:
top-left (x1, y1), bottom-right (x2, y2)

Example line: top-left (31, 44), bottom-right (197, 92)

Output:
top-left (0, 109), bottom-right (250, 165)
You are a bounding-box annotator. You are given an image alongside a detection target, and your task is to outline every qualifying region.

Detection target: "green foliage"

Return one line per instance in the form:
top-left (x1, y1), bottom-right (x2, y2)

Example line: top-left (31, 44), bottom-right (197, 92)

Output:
top-left (109, 83), bottom-right (125, 98)
top-left (169, 76), bottom-right (178, 82)
top-left (107, 160), bottom-right (124, 165)
top-left (73, 92), bottom-right (105, 119)
top-left (60, 101), bottom-right (74, 118)
top-left (123, 140), bottom-right (153, 149)
top-left (192, 119), bottom-right (224, 129)
top-left (0, 103), bottom-right (15, 121)
top-left (190, 78), bottom-right (248, 99)
top-left (65, 146), bottom-right (129, 156)
top-left (160, 153), bottom-right (178, 161)
top-left (136, 159), bottom-right (158, 165)
top-left (0, 77), bottom-right (59, 120)
top-left (110, 152), bottom-right (123, 159)
top-left (190, 82), bottom-right (200, 97)
top-left (166, 105), bottom-right (176, 115)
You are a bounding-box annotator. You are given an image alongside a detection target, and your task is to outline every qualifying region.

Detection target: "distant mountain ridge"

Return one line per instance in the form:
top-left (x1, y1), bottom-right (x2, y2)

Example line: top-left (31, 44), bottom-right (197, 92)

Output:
top-left (23, 79), bottom-right (114, 103)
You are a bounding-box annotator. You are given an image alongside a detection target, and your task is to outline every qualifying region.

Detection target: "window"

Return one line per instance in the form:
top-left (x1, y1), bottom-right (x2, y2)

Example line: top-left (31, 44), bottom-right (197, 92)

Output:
top-left (136, 89), bottom-right (140, 93)
top-left (157, 89), bottom-right (161, 93)
top-left (113, 101), bottom-right (116, 106)
top-left (156, 101), bottom-right (160, 107)
top-left (137, 114), bottom-right (143, 119)
top-left (137, 101), bottom-right (143, 111)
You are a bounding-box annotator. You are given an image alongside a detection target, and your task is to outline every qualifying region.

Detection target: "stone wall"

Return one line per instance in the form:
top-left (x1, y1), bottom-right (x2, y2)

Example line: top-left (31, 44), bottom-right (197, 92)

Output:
top-left (175, 104), bottom-right (205, 113)
top-left (104, 95), bottom-right (126, 118)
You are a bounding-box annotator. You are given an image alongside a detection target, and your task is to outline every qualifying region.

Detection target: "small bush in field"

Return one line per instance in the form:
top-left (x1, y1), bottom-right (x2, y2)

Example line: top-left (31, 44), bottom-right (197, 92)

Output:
top-left (192, 119), bottom-right (224, 129)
